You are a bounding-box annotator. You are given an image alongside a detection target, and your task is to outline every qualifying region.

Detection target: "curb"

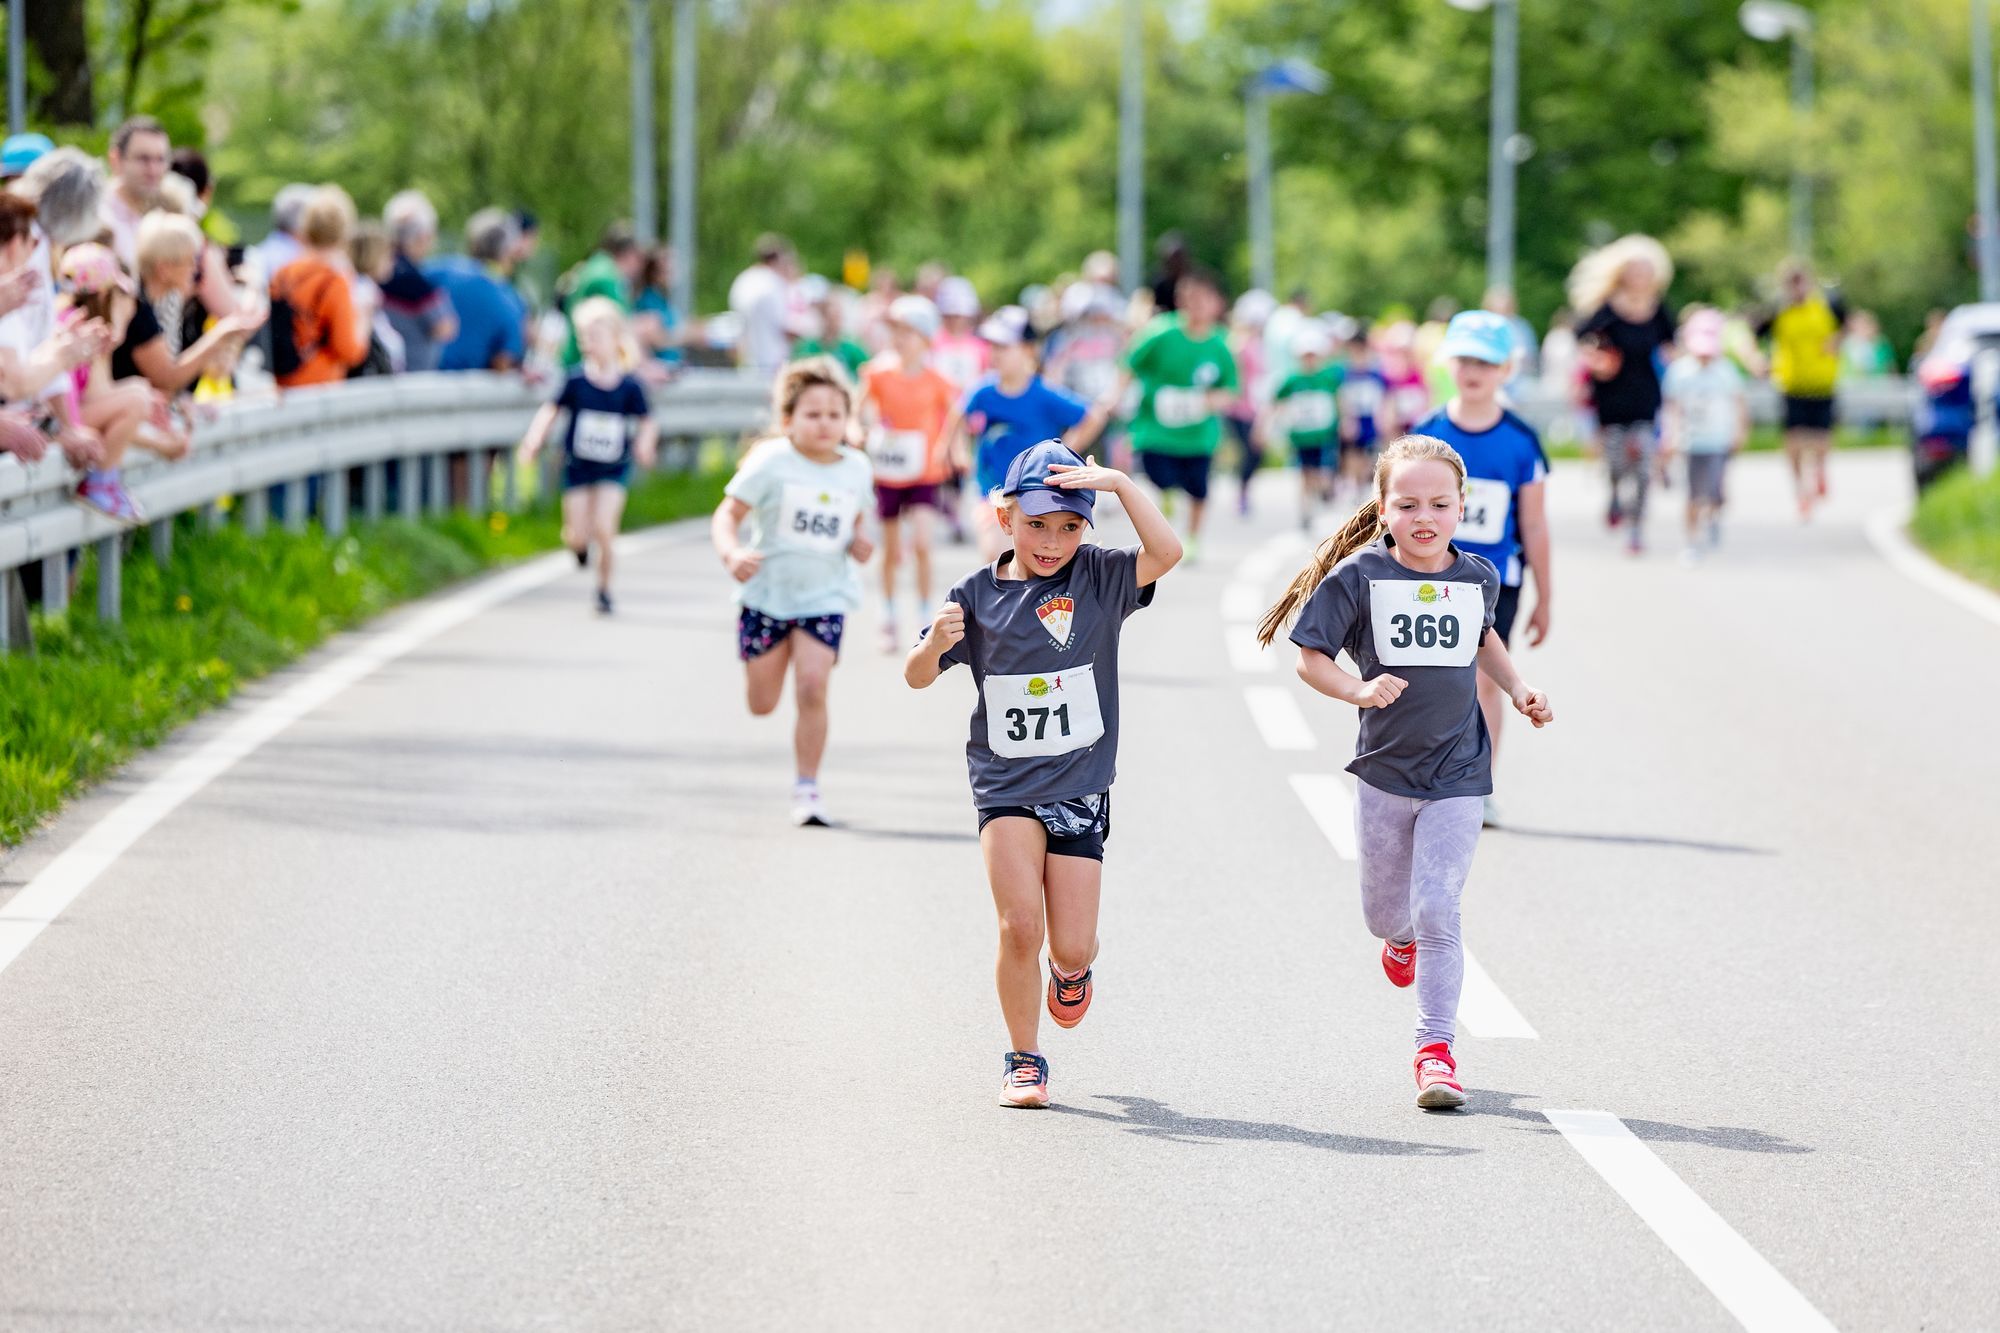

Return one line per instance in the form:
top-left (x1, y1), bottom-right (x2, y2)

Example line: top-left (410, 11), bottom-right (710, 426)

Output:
top-left (1862, 503), bottom-right (2000, 629)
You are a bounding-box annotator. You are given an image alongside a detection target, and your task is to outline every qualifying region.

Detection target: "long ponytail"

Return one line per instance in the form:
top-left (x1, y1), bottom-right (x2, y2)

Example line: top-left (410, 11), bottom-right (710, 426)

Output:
top-left (1254, 434), bottom-right (1468, 647)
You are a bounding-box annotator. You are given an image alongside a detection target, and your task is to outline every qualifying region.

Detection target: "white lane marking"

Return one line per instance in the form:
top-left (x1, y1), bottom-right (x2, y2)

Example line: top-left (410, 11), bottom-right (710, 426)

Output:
top-left (1544, 1111), bottom-right (1838, 1333)
top-left (1864, 504), bottom-right (2000, 628)
top-left (1225, 625), bottom-right (1274, 673)
top-left (0, 532), bottom-right (670, 985)
top-left (1220, 581), bottom-right (1266, 621)
top-left (1243, 686), bottom-right (1317, 751)
top-left (1287, 773), bottom-right (1355, 860)
top-left (1457, 949), bottom-right (1539, 1038)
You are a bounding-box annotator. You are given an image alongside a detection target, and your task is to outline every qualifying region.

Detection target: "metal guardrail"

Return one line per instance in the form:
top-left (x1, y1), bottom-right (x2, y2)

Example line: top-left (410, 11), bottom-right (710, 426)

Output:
top-left (0, 369), bottom-right (774, 650)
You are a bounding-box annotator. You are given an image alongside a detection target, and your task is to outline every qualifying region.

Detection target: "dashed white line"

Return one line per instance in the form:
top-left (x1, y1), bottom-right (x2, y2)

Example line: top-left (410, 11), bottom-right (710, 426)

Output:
top-left (1224, 626), bottom-right (1274, 673)
top-left (1287, 773), bottom-right (1356, 860)
top-left (1543, 1110), bottom-right (1838, 1333)
top-left (1457, 949), bottom-right (1539, 1038)
top-left (1243, 686), bottom-right (1318, 751)
top-left (1220, 581), bottom-right (1266, 622)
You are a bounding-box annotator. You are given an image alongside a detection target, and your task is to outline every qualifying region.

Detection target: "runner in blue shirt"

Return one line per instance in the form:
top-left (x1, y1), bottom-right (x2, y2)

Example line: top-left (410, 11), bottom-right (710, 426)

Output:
top-left (945, 305), bottom-right (1109, 558)
top-left (1410, 310), bottom-right (1551, 825)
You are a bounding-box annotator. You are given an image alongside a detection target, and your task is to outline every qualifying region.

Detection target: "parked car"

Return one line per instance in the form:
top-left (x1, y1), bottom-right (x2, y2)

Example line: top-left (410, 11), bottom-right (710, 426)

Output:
top-left (1911, 302), bottom-right (2000, 490)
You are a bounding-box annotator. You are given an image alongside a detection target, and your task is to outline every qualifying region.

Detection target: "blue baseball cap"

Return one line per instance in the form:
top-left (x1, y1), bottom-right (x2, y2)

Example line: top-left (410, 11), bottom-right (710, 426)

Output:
top-left (1, 133), bottom-right (53, 179)
top-left (1439, 309), bottom-right (1515, 365)
top-left (1003, 440), bottom-right (1094, 522)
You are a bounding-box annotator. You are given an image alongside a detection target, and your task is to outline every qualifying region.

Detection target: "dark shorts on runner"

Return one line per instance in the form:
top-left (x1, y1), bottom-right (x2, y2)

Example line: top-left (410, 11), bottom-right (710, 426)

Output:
top-left (1491, 583), bottom-right (1521, 645)
top-left (977, 791), bottom-right (1111, 861)
top-left (875, 482), bottom-right (941, 521)
top-left (1686, 452), bottom-right (1728, 505)
top-left (738, 607), bottom-right (845, 662)
top-left (563, 460), bottom-right (633, 490)
top-left (1782, 395), bottom-right (1836, 432)
top-left (1295, 444), bottom-right (1333, 470)
top-left (1138, 451), bottom-right (1213, 502)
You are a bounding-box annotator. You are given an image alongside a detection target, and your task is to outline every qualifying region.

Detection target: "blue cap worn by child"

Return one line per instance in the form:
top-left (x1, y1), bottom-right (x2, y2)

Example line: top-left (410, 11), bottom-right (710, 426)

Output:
top-left (1003, 440), bottom-right (1094, 522)
top-left (0, 132), bottom-right (53, 180)
top-left (1438, 310), bottom-right (1515, 365)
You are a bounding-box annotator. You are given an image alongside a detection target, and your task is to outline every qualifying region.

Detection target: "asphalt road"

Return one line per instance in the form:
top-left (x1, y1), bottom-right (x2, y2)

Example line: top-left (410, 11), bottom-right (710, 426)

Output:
top-left (1, 448), bottom-right (1994, 1332)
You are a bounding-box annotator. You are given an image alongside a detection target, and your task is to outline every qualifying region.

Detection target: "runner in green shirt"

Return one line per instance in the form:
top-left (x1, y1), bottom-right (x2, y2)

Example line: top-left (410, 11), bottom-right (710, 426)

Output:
top-left (1117, 267), bottom-right (1236, 562)
top-left (1263, 322), bottom-right (1345, 531)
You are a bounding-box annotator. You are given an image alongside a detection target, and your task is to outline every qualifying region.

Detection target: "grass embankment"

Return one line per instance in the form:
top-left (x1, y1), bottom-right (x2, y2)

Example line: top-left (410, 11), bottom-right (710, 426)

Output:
top-left (1911, 464), bottom-right (2000, 592)
top-left (0, 464), bottom-right (729, 847)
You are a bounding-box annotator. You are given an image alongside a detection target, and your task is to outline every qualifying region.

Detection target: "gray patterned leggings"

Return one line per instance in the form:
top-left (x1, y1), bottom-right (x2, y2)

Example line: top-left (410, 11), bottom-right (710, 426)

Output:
top-left (1603, 420), bottom-right (1658, 532)
top-left (1354, 779), bottom-right (1484, 1050)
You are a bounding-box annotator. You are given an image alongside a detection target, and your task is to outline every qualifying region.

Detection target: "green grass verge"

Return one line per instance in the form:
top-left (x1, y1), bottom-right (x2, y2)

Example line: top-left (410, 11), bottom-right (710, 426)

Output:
top-left (0, 463), bottom-right (728, 848)
top-left (1541, 424), bottom-right (1904, 461)
top-left (1911, 464), bottom-right (2000, 592)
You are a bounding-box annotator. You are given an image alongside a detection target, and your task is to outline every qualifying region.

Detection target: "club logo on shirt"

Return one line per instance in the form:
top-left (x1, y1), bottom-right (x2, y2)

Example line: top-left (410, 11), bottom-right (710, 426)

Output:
top-left (1036, 595), bottom-right (1075, 648)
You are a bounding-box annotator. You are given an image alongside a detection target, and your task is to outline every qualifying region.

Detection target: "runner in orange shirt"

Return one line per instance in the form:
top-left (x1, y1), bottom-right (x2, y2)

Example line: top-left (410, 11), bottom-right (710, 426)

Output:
top-left (857, 294), bottom-right (956, 651)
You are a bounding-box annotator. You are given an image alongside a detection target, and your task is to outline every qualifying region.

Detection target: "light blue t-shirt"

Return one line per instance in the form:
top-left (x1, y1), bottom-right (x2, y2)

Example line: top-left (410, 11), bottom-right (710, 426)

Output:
top-left (1663, 356), bottom-right (1747, 454)
top-left (962, 375), bottom-right (1091, 496)
top-left (723, 437), bottom-right (875, 619)
top-left (1410, 405), bottom-right (1547, 586)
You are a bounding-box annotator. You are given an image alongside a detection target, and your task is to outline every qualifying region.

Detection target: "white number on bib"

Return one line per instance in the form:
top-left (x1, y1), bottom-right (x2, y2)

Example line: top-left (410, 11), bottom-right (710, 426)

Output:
top-left (778, 483), bottom-right (854, 553)
top-left (1368, 580), bottom-right (1482, 667)
top-left (1286, 391), bottom-right (1336, 435)
top-left (1153, 386), bottom-right (1212, 429)
top-left (982, 663), bottom-right (1105, 759)
top-left (1458, 477), bottom-right (1512, 545)
top-left (572, 409), bottom-right (629, 464)
top-left (868, 427), bottom-right (930, 484)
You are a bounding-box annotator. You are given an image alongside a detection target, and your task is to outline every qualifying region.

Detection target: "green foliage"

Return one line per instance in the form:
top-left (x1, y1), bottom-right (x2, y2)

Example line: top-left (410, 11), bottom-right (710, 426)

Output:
top-left (0, 464), bottom-right (727, 847)
top-left (1912, 462), bottom-right (2000, 591)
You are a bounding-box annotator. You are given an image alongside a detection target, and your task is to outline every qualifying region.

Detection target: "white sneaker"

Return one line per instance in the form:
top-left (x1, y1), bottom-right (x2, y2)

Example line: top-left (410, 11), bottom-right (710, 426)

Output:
top-left (879, 619), bottom-right (899, 653)
top-left (791, 783), bottom-right (829, 827)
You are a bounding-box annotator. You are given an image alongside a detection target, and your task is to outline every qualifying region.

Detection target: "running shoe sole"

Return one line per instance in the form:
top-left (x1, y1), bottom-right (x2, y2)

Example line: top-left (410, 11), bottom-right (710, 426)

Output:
top-left (999, 1087), bottom-right (1050, 1109)
top-left (72, 492), bottom-right (144, 528)
top-left (1416, 1082), bottom-right (1467, 1111)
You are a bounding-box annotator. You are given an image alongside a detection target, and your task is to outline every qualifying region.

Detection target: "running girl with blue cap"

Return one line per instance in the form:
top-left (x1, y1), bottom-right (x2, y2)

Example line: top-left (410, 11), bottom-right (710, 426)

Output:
top-left (1257, 434), bottom-right (1553, 1111)
top-left (904, 440), bottom-right (1182, 1108)
top-left (1410, 309), bottom-right (1552, 826)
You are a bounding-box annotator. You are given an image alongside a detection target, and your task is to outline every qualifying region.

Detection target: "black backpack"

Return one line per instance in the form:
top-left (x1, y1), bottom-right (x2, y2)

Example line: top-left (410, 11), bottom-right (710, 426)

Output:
top-left (267, 275), bottom-right (319, 378)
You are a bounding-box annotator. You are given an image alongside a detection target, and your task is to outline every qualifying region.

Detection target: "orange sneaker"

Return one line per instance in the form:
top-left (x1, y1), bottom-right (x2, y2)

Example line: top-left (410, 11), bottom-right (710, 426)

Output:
top-left (1381, 939), bottom-right (1416, 988)
top-left (1000, 1051), bottom-right (1050, 1108)
top-left (1414, 1042), bottom-right (1466, 1110)
top-left (1046, 961), bottom-right (1093, 1029)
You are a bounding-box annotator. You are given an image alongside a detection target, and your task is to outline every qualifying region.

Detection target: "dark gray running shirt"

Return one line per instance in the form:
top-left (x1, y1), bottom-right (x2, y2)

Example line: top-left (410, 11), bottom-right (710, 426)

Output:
top-left (935, 544), bottom-right (1155, 808)
top-left (1289, 538), bottom-right (1501, 799)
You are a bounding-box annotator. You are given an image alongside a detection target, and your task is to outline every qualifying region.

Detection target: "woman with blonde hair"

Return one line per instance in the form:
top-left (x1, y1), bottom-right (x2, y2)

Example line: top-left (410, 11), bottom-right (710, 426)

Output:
top-left (1570, 235), bottom-right (1676, 553)
top-left (269, 184), bottom-right (371, 388)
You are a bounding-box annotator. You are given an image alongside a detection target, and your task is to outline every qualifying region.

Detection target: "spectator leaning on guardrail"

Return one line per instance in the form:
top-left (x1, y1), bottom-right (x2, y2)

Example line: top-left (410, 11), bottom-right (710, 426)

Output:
top-left (268, 186), bottom-right (371, 389)
top-left (380, 190), bottom-right (457, 373)
top-left (115, 212), bottom-right (261, 396)
top-left (100, 116), bottom-right (171, 273)
top-left (557, 221), bottom-right (641, 370)
top-left (246, 183), bottom-right (311, 290)
top-left (346, 220), bottom-right (402, 376)
top-left (432, 208), bottom-right (526, 373)
top-left (3, 149), bottom-right (115, 474)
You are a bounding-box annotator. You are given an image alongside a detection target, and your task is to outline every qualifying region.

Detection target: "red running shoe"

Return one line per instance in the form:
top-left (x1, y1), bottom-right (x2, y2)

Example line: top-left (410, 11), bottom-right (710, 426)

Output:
top-left (1000, 1051), bottom-right (1050, 1108)
top-left (1381, 939), bottom-right (1416, 988)
top-left (1414, 1041), bottom-right (1466, 1110)
top-left (1046, 961), bottom-right (1093, 1029)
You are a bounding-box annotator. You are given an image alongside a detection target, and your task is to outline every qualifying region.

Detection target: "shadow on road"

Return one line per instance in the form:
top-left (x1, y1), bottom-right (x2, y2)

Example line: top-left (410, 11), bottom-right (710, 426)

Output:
top-left (1467, 1089), bottom-right (1813, 1154)
top-left (1490, 826), bottom-right (1774, 856)
top-left (1050, 1095), bottom-right (1477, 1156)
top-left (841, 826), bottom-right (980, 844)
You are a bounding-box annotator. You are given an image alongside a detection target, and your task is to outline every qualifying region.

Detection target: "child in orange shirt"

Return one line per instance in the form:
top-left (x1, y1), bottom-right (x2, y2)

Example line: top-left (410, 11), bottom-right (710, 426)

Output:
top-left (857, 294), bottom-right (955, 651)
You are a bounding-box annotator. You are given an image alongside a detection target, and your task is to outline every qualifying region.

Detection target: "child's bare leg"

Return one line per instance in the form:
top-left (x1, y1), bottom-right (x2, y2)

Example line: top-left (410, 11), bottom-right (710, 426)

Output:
top-left (909, 502), bottom-right (936, 604)
top-left (591, 483), bottom-right (627, 590)
top-left (787, 633), bottom-right (837, 780)
top-left (1042, 852), bottom-right (1102, 976)
top-left (982, 817), bottom-right (1049, 1052)
top-left (744, 634), bottom-right (791, 716)
top-left (560, 488), bottom-right (591, 556)
top-left (878, 513), bottom-right (903, 604)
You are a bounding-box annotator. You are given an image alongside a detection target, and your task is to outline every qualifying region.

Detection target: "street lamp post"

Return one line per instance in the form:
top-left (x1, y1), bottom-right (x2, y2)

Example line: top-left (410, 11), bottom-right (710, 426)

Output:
top-left (1740, 1), bottom-right (1815, 261)
top-left (1244, 58), bottom-right (1328, 296)
top-left (1973, 0), bottom-right (2000, 303)
top-left (670, 0), bottom-right (697, 318)
top-left (630, 0), bottom-right (658, 246)
top-left (1446, 0), bottom-right (1519, 294)
top-left (1117, 0), bottom-right (1144, 294)
top-left (7, 0), bottom-right (24, 137)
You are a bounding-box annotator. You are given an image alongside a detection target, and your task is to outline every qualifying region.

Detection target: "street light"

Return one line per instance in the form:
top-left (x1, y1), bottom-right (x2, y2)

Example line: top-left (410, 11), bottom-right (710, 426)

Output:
top-left (1445, 0), bottom-right (1520, 294)
top-left (670, 0), bottom-right (697, 318)
top-left (1739, 0), bottom-right (1814, 261)
top-left (1244, 57), bottom-right (1328, 295)
top-left (1972, 0), bottom-right (2000, 303)
top-left (1117, 0), bottom-right (1144, 294)
top-left (630, 0), bottom-right (658, 245)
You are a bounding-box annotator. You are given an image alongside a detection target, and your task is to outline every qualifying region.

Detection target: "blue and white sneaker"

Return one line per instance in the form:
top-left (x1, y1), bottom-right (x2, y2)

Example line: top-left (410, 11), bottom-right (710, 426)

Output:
top-left (1000, 1051), bottom-right (1049, 1108)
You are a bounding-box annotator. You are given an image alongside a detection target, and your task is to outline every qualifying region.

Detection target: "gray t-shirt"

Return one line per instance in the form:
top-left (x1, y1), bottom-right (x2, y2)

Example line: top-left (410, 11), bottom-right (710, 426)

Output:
top-left (1289, 539), bottom-right (1501, 800)
top-left (935, 544), bottom-right (1156, 808)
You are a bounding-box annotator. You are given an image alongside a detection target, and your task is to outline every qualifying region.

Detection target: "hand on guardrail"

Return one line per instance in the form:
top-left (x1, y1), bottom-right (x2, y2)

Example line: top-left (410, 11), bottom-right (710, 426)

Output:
top-left (57, 423), bottom-right (105, 470)
top-left (0, 410), bottom-right (49, 463)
